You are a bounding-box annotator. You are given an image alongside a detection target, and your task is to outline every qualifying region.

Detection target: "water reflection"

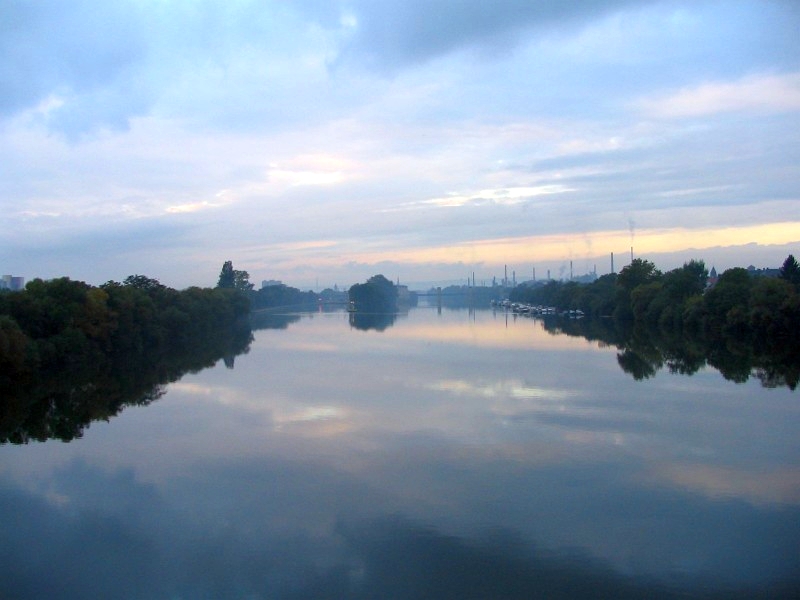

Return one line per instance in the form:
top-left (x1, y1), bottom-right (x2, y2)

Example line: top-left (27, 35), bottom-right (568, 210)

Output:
top-left (0, 323), bottom-right (252, 444)
top-left (348, 311), bottom-right (399, 331)
top-left (543, 316), bottom-right (800, 389)
top-left (250, 310), bottom-right (303, 330)
top-left (1, 308), bottom-right (798, 598)
top-left (2, 453), bottom-right (797, 599)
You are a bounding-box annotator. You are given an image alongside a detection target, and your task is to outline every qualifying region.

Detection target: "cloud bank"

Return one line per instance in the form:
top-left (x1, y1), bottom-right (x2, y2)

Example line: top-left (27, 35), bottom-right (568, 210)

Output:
top-left (1, 0), bottom-right (799, 288)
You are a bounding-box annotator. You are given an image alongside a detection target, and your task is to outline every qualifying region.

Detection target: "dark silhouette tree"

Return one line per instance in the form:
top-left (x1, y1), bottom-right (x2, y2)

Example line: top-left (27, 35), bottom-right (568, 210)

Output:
top-left (616, 258), bottom-right (661, 293)
top-left (217, 261), bottom-right (236, 289)
top-left (217, 261), bottom-right (253, 293)
top-left (614, 259), bottom-right (661, 321)
top-left (233, 269), bottom-right (254, 292)
top-left (779, 254), bottom-right (800, 287)
top-left (348, 274), bottom-right (398, 313)
top-left (702, 267), bottom-right (752, 337)
top-left (123, 275), bottom-right (166, 292)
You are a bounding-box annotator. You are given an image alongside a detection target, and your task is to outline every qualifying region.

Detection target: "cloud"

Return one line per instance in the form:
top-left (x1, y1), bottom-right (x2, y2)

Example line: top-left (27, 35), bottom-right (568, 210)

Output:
top-left (336, 0), bottom-right (650, 71)
top-left (0, 0), bottom-right (149, 133)
top-left (636, 72), bottom-right (800, 118)
top-left (391, 185), bottom-right (575, 210)
top-left (1, 0), bottom-right (799, 288)
top-left (0, 1), bottom-right (351, 135)
top-left (3, 454), bottom-right (798, 598)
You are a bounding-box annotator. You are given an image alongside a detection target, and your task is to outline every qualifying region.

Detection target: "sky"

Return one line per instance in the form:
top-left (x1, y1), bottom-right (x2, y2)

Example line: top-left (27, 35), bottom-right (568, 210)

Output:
top-left (2, 0), bottom-right (799, 290)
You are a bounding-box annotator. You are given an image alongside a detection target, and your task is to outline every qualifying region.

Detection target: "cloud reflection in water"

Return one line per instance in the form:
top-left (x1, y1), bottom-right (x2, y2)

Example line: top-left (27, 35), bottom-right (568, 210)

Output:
top-left (1, 308), bottom-right (798, 597)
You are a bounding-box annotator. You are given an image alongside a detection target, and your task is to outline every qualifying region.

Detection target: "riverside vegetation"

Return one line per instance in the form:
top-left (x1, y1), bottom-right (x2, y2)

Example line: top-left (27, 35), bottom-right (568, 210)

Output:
top-left (2, 256), bottom-right (798, 442)
top-left (0, 274), bottom-right (252, 443)
top-left (0, 261), bottom-right (389, 443)
top-left (510, 255), bottom-right (800, 389)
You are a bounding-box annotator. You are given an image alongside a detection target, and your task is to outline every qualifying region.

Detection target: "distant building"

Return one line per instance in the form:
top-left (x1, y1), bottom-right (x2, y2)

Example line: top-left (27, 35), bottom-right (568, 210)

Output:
top-left (397, 284), bottom-right (413, 305)
top-left (706, 267), bottom-right (718, 289)
top-left (1, 275), bottom-right (24, 291)
top-left (746, 265), bottom-right (780, 278)
top-left (572, 272), bottom-right (598, 284)
top-left (261, 279), bottom-right (283, 288)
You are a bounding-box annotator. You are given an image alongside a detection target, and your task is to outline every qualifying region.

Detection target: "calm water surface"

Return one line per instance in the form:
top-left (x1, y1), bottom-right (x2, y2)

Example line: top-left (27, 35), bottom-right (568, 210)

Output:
top-left (2, 307), bottom-right (799, 598)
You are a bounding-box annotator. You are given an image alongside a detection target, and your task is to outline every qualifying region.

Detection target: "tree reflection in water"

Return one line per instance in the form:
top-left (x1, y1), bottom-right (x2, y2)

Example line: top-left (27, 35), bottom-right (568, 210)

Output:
top-left (349, 311), bottom-right (398, 332)
top-left (0, 325), bottom-right (253, 444)
top-left (544, 317), bottom-right (799, 390)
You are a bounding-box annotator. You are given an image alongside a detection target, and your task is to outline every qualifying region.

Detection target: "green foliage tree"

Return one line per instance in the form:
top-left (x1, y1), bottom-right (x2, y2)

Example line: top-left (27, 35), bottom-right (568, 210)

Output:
top-left (630, 281), bottom-right (663, 324)
top-left (217, 260), bottom-right (253, 294)
top-left (217, 261), bottom-right (236, 289)
top-left (1, 275), bottom-right (254, 443)
top-left (749, 277), bottom-right (798, 346)
top-left (580, 273), bottom-right (617, 317)
top-left (508, 255), bottom-right (799, 388)
top-left (661, 260), bottom-right (707, 300)
top-left (614, 259), bottom-right (661, 321)
top-left (616, 258), bottom-right (662, 293)
top-left (645, 260), bottom-right (707, 330)
top-left (251, 284), bottom-right (317, 311)
top-left (233, 269), bottom-right (254, 293)
top-left (0, 315), bottom-right (30, 382)
top-left (703, 267), bottom-right (752, 337)
top-left (124, 274), bottom-right (167, 293)
top-left (779, 254), bottom-right (800, 287)
top-left (348, 274), bottom-right (398, 313)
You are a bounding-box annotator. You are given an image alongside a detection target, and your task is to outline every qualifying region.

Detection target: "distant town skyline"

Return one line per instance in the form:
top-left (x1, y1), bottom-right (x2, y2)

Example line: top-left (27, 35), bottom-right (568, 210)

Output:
top-left (1, 1), bottom-right (798, 290)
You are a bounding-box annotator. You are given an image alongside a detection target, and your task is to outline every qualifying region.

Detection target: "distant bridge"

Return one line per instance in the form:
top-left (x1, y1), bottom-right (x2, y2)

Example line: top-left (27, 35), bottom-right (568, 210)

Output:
top-left (412, 287), bottom-right (502, 297)
top-left (413, 290), bottom-right (472, 297)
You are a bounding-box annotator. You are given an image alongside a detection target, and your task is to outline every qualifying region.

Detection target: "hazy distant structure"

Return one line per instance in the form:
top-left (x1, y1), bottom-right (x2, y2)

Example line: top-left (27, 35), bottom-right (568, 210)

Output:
top-left (746, 265), bottom-right (781, 278)
top-left (1, 275), bottom-right (24, 291)
top-left (572, 271), bottom-right (598, 284)
top-left (708, 266), bottom-right (719, 288)
top-left (261, 279), bottom-right (282, 288)
top-left (611, 252), bottom-right (615, 274)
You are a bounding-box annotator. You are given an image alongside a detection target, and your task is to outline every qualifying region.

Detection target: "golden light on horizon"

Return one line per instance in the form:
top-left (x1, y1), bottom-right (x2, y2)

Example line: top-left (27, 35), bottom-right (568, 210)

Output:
top-left (336, 221), bottom-right (800, 268)
top-left (235, 220), bottom-right (800, 279)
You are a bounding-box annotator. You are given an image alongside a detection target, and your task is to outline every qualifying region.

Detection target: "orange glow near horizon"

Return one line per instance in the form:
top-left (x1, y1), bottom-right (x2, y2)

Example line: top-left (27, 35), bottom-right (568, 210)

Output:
top-left (333, 221), bottom-right (800, 267)
top-left (239, 220), bottom-right (800, 276)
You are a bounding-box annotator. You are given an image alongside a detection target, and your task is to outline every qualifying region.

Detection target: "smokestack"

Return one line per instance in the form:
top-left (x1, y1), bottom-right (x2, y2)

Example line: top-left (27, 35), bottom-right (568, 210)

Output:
top-left (533, 267), bottom-right (536, 282)
top-left (547, 269), bottom-right (551, 280)
top-left (631, 246), bottom-right (634, 262)
top-left (570, 261), bottom-right (573, 281)
top-left (611, 252), bottom-right (614, 274)
top-left (505, 264), bottom-right (508, 287)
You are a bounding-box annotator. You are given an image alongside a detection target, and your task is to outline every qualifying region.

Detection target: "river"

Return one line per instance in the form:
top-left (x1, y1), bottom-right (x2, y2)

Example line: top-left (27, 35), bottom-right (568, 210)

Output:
top-left (1, 306), bottom-right (798, 598)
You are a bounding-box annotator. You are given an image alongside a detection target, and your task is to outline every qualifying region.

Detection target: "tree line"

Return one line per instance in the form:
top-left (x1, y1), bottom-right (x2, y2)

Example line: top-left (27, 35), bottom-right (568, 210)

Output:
top-left (217, 260), bottom-right (321, 311)
top-left (1, 275), bottom-right (253, 442)
top-left (506, 255), bottom-right (800, 389)
top-left (510, 255), bottom-right (800, 346)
